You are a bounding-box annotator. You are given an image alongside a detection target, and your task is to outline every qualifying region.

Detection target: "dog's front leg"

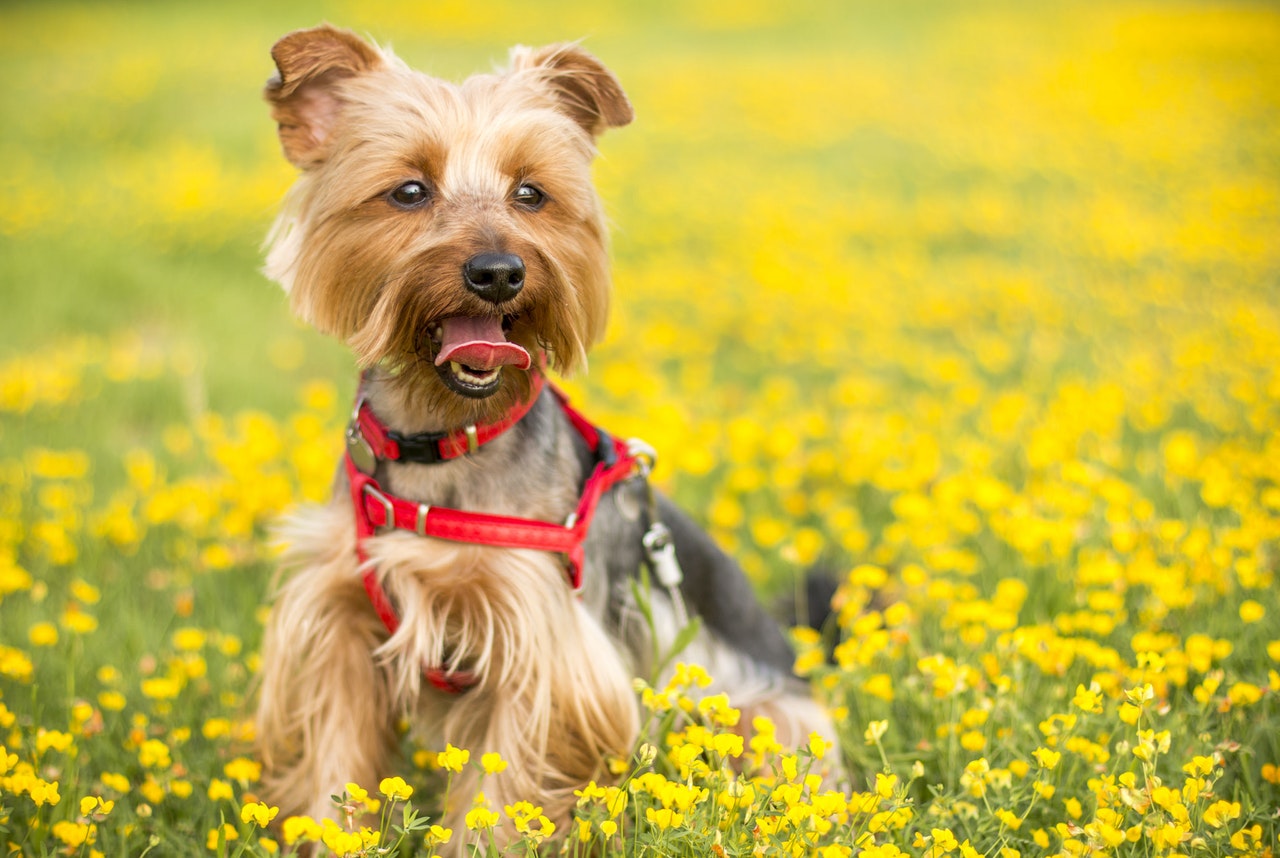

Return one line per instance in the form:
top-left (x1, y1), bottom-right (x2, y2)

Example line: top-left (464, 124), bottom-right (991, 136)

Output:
top-left (256, 564), bottom-right (398, 823)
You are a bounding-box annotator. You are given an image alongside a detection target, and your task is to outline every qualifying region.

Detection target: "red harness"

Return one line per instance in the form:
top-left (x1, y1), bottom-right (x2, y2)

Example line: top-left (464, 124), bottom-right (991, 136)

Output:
top-left (343, 372), bottom-right (645, 693)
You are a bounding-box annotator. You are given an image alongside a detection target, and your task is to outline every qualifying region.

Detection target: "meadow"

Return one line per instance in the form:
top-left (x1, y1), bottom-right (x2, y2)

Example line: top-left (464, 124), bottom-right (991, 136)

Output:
top-left (2, 0), bottom-right (1279, 855)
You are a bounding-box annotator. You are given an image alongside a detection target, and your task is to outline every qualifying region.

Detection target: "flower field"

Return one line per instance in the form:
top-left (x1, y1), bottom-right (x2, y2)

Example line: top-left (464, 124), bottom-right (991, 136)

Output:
top-left (2, 1), bottom-right (1279, 855)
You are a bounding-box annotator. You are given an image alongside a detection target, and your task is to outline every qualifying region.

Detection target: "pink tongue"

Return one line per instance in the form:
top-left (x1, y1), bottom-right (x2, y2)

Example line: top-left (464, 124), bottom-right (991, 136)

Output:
top-left (434, 316), bottom-right (532, 371)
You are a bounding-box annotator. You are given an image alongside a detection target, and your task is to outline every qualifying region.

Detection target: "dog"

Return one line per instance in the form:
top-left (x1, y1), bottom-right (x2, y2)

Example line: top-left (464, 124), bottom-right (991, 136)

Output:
top-left (253, 24), bottom-right (840, 845)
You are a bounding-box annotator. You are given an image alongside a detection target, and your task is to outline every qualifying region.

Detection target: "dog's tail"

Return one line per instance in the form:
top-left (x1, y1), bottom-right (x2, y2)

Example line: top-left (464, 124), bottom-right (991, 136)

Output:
top-left (794, 568), bottom-right (841, 632)
top-left (775, 565), bottom-right (842, 665)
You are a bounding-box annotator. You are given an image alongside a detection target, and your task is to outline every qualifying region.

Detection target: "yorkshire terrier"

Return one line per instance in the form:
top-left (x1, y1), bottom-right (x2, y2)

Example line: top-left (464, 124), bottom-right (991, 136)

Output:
top-left (254, 24), bottom-right (840, 844)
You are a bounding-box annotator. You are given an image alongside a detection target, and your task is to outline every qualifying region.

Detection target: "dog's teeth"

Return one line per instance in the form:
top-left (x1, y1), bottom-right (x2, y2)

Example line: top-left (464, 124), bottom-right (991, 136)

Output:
top-left (447, 360), bottom-right (499, 387)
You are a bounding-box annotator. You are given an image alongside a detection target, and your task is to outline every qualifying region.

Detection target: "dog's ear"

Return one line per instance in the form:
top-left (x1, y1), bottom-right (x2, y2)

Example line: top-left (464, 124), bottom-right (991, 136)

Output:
top-left (511, 43), bottom-right (634, 138)
top-left (265, 24), bottom-right (384, 168)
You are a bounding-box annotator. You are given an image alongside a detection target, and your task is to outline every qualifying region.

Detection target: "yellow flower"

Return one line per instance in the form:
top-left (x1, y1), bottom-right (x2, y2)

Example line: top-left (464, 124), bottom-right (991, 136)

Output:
top-left (52, 821), bottom-right (95, 848)
top-left (29, 621), bottom-right (58, 646)
top-left (863, 673), bottom-right (895, 701)
top-left (98, 690), bottom-right (127, 711)
top-left (481, 752), bottom-right (508, 774)
top-left (1202, 799), bottom-right (1240, 828)
top-left (206, 823), bottom-right (238, 850)
top-left (995, 809), bottom-right (1021, 830)
top-left (379, 775), bottom-right (413, 801)
top-left (343, 782), bottom-right (380, 812)
top-left (101, 771), bottom-right (129, 793)
top-left (137, 738), bottom-right (171, 769)
top-left (1227, 681), bottom-right (1263, 707)
top-left (645, 806), bottom-right (683, 830)
top-left (241, 801), bottom-right (279, 827)
top-left (710, 731), bottom-right (744, 758)
top-left (1071, 683), bottom-right (1103, 714)
top-left (224, 757), bottom-right (261, 783)
top-left (1238, 600), bottom-right (1265, 623)
top-left (696, 692), bottom-right (740, 726)
top-left (864, 719), bottom-right (889, 744)
top-left (437, 743), bottom-right (470, 772)
top-left (172, 627), bottom-right (207, 651)
top-left (1032, 747), bottom-right (1061, 770)
top-left (140, 676), bottom-right (182, 701)
top-left (207, 778), bottom-right (233, 801)
top-left (70, 579), bottom-right (101, 604)
top-left (320, 820), bottom-right (364, 856)
top-left (139, 776), bottom-right (164, 804)
top-left (61, 606), bottom-right (98, 634)
top-left (1231, 825), bottom-right (1263, 852)
top-left (466, 804), bottom-right (499, 830)
top-left (36, 729), bottom-right (73, 755)
top-left (281, 816), bottom-right (322, 844)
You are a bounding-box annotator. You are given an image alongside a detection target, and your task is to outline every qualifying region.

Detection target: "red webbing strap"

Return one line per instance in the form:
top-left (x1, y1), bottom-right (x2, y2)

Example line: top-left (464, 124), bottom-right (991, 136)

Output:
top-left (355, 373), bottom-right (546, 462)
top-left (347, 439), bottom-right (635, 589)
top-left (345, 386), bottom-right (638, 694)
top-left (550, 386), bottom-right (604, 454)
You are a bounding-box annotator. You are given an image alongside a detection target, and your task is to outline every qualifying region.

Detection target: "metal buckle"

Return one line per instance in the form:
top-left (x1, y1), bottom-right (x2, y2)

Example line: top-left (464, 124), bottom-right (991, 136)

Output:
top-left (464, 424), bottom-right (479, 455)
top-left (415, 504), bottom-right (431, 536)
top-left (361, 482), bottom-right (394, 530)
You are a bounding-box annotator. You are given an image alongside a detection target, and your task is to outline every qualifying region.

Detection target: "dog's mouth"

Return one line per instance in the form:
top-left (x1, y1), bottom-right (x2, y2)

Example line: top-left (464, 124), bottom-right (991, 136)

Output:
top-left (427, 315), bottom-right (531, 398)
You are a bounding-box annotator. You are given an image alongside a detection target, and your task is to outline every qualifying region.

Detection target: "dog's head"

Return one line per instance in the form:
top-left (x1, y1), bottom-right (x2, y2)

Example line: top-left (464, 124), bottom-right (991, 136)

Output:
top-left (263, 25), bottom-right (631, 418)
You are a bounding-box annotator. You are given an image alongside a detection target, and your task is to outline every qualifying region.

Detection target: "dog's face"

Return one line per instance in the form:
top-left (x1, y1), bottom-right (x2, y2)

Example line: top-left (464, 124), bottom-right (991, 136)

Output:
top-left (263, 26), bottom-right (632, 420)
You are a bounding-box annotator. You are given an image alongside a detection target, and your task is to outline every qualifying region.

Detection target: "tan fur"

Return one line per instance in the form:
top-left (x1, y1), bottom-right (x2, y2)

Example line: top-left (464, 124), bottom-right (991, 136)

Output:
top-left (256, 26), bottom-right (640, 848)
top-left (255, 26), bottom-right (838, 854)
top-left (263, 27), bottom-right (621, 430)
top-left (260, 500), bottom-right (637, 833)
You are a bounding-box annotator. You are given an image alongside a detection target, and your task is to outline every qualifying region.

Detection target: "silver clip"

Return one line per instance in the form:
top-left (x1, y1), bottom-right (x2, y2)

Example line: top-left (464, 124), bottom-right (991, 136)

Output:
top-left (626, 438), bottom-right (657, 476)
top-left (415, 504), bottom-right (431, 536)
top-left (643, 521), bottom-right (688, 627)
top-left (642, 522), bottom-right (683, 590)
top-left (464, 424), bottom-right (479, 455)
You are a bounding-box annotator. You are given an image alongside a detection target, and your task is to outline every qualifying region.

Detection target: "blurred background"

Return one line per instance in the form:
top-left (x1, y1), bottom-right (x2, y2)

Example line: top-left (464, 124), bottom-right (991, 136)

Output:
top-left (2, 0), bottom-right (1278, 586)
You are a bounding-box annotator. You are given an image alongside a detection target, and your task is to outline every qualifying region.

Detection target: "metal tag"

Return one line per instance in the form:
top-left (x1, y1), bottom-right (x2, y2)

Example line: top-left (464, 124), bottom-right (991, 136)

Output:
top-left (346, 424), bottom-right (377, 475)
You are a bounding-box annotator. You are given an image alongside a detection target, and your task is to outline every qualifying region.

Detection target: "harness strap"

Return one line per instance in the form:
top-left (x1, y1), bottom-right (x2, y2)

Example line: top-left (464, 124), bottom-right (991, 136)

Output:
top-left (346, 380), bottom-right (643, 693)
top-left (352, 373), bottom-right (546, 465)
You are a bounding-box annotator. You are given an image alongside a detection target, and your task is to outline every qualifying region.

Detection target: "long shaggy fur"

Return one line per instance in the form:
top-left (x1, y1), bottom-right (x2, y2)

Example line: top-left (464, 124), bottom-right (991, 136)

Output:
top-left (259, 502), bottom-right (636, 831)
top-left (254, 25), bottom-right (841, 853)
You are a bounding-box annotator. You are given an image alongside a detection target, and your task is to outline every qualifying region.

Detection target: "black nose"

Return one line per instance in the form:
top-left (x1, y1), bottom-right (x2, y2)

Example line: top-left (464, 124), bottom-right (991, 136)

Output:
top-left (462, 253), bottom-right (525, 304)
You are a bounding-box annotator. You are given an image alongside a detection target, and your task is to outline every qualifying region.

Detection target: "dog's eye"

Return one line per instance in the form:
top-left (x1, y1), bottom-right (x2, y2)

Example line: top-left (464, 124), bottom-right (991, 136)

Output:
top-left (513, 184), bottom-right (546, 211)
top-left (389, 181), bottom-right (431, 209)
